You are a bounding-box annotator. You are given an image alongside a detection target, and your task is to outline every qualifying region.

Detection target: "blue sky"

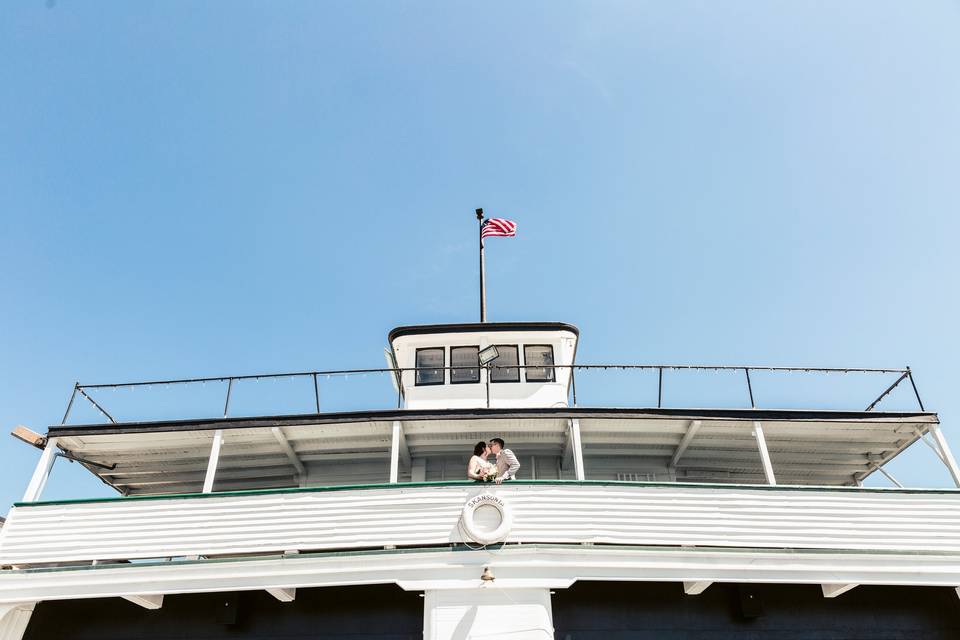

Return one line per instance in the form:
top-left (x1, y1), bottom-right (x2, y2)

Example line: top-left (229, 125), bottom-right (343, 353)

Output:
top-left (2, 1), bottom-right (959, 512)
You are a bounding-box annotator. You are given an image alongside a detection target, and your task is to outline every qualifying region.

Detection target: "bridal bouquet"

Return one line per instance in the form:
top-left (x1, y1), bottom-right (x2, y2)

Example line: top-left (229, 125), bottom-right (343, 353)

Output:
top-left (483, 466), bottom-right (498, 483)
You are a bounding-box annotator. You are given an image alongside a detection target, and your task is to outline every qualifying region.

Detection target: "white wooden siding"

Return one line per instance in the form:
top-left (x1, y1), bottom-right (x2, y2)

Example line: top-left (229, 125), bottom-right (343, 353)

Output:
top-left (1, 483), bottom-right (958, 565)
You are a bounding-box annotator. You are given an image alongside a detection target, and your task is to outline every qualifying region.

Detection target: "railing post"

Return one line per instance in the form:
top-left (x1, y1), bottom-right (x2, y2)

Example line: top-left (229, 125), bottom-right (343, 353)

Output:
top-left (61, 383), bottom-right (79, 425)
top-left (907, 367), bottom-right (925, 411)
top-left (222, 378), bottom-right (234, 418)
top-left (745, 368), bottom-right (755, 408)
top-left (313, 373), bottom-right (320, 414)
top-left (657, 367), bottom-right (663, 408)
top-left (570, 366), bottom-right (577, 407)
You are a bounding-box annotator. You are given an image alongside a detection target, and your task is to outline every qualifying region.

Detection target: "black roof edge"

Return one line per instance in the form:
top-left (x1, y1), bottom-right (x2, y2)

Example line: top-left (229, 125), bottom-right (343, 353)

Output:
top-left (388, 322), bottom-right (580, 344)
top-left (48, 406), bottom-right (939, 438)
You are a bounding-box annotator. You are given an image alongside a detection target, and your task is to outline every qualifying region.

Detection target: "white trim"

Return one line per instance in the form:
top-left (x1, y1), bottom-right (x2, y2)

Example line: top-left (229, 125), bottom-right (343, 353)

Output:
top-left (21, 438), bottom-right (59, 503)
top-left (202, 430), bottom-right (224, 494)
top-left (821, 583), bottom-right (858, 598)
top-left (752, 422), bottom-right (777, 485)
top-left (3, 546), bottom-right (960, 605)
top-left (122, 594), bottom-right (163, 609)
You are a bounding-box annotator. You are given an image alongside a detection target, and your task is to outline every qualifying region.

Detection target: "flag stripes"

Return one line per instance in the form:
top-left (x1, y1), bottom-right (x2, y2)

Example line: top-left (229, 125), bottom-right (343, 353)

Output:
top-left (481, 218), bottom-right (517, 239)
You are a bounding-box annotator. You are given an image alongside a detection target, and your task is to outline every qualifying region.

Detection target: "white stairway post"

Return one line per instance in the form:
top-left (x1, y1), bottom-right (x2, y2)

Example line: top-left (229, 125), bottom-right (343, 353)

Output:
top-left (202, 430), bottom-right (224, 494)
top-left (21, 438), bottom-right (59, 502)
top-left (928, 424), bottom-right (960, 488)
top-left (0, 602), bottom-right (36, 640)
top-left (752, 422), bottom-right (777, 486)
top-left (570, 419), bottom-right (585, 481)
top-left (424, 588), bottom-right (553, 640)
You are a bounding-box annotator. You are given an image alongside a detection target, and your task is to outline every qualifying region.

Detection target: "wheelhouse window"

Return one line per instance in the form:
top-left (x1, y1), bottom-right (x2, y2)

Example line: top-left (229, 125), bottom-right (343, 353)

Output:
top-left (490, 345), bottom-right (520, 383)
top-left (415, 347), bottom-right (445, 386)
top-left (524, 345), bottom-right (555, 382)
top-left (450, 346), bottom-right (480, 384)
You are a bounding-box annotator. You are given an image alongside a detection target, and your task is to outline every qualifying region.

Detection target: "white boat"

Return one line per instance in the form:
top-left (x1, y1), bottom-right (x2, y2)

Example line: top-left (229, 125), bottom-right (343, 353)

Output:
top-left (1, 320), bottom-right (959, 639)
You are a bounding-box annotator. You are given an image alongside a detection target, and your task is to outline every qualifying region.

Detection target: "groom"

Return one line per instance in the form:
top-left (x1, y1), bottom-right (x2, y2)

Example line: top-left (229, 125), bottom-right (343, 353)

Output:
top-left (489, 438), bottom-right (520, 484)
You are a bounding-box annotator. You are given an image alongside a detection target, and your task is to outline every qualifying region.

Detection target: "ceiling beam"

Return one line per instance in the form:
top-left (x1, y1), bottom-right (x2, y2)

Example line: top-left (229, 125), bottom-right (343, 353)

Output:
top-left (670, 420), bottom-right (701, 469)
top-left (271, 427), bottom-right (306, 481)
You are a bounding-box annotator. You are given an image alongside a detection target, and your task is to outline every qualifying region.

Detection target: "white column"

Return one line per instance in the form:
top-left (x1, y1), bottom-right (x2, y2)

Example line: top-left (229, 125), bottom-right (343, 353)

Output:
top-left (390, 421), bottom-right (402, 483)
top-left (570, 419), bottom-right (585, 481)
top-left (202, 430), bottom-right (224, 494)
top-left (0, 602), bottom-right (36, 640)
top-left (752, 422), bottom-right (777, 485)
top-left (928, 424), bottom-right (960, 488)
top-left (423, 588), bottom-right (553, 640)
top-left (21, 438), bottom-right (59, 502)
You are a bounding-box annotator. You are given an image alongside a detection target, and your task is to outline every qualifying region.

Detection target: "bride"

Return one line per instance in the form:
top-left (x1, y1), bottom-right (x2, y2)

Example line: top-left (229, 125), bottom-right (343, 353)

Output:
top-left (467, 441), bottom-right (496, 482)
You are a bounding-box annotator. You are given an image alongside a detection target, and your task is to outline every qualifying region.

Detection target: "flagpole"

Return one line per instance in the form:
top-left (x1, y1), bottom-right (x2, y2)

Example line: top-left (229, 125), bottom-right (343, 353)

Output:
top-left (476, 208), bottom-right (486, 322)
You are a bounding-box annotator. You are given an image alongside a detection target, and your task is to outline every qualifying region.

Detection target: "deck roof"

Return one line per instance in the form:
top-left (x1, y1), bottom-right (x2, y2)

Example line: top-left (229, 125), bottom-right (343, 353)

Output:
top-left (45, 407), bottom-right (938, 495)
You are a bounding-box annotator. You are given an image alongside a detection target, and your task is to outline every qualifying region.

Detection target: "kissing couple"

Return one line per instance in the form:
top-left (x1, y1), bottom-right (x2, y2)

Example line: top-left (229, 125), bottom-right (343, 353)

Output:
top-left (467, 438), bottom-right (520, 485)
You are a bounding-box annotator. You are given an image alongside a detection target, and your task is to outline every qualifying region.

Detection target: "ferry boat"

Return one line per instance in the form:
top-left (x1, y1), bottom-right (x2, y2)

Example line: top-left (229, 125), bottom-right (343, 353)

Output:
top-left (2, 320), bottom-right (960, 639)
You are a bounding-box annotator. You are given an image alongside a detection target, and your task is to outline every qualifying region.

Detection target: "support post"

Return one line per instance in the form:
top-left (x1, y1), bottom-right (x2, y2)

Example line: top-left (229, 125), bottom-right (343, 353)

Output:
top-left (928, 424), bottom-right (960, 488)
top-left (570, 419), bottom-right (585, 481)
top-left (871, 463), bottom-right (903, 488)
top-left (390, 422), bottom-right (401, 483)
top-left (752, 422), bottom-right (777, 485)
top-left (202, 429), bottom-right (224, 494)
top-left (22, 437), bottom-right (59, 502)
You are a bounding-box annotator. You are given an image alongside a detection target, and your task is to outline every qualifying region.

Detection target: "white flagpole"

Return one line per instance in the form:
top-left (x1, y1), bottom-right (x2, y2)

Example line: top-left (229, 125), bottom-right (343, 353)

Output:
top-left (476, 208), bottom-right (486, 322)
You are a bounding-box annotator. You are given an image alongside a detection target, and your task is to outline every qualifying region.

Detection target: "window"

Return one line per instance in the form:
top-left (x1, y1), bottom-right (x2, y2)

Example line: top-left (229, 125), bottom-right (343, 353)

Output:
top-left (450, 346), bottom-right (480, 384)
top-left (524, 345), bottom-right (555, 382)
top-left (415, 348), bottom-right (445, 386)
top-left (490, 345), bottom-right (520, 383)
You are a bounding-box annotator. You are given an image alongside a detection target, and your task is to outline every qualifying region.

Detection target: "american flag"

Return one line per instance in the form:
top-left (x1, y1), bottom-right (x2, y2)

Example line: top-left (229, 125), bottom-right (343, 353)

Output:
top-left (480, 218), bottom-right (517, 239)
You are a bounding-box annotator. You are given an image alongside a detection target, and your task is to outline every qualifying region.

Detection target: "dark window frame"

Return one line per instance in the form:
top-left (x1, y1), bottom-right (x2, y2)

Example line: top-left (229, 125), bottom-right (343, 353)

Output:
top-left (524, 344), bottom-right (556, 383)
top-left (489, 344), bottom-right (521, 383)
top-left (414, 347), bottom-right (446, 386)
top-left (450, 346), bottom-right (481, 385)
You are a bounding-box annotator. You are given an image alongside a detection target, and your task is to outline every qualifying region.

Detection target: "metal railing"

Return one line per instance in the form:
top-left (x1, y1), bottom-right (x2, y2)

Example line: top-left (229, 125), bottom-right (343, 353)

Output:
top-left (59, 363), bottom-right (925, 426)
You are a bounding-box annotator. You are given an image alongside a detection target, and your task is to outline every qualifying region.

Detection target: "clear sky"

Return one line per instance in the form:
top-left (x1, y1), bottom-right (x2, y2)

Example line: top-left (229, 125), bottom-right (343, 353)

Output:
top-left (2, 1), bottom-right (959, 514)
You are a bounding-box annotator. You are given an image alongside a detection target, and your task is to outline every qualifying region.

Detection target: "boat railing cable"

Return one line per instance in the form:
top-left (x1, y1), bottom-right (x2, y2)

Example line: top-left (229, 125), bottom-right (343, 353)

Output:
top-left (61, 363), bottom-right (923, 425)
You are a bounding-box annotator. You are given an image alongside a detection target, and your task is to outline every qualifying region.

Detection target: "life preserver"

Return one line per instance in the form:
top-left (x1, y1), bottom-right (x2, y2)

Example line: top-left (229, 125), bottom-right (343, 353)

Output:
top-left (460, 492), bottom-right (512, 545)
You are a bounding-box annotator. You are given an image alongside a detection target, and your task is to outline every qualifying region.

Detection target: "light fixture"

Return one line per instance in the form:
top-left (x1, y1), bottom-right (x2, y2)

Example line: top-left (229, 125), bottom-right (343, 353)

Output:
top-left (480, 566), bottom-right (495, 582)
top-left (479, 346), bottom-right (500, 366)
top-left (11, 425), bottom-right (45, 449)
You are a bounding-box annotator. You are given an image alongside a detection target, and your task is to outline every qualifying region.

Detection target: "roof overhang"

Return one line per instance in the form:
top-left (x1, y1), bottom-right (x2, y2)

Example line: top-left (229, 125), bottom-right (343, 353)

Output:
top-left (45, 408), bottom-right (939, 495)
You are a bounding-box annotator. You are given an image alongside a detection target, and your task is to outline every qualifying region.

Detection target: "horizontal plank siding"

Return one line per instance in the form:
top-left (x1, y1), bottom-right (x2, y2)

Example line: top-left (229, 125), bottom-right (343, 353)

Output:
top-left (1, 484), bottom-right (959, 565)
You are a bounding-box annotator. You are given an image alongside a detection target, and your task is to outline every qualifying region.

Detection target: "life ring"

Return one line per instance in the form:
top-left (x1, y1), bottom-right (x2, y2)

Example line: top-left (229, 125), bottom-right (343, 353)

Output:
top-left (460, 492), bottom-right (512, 545)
